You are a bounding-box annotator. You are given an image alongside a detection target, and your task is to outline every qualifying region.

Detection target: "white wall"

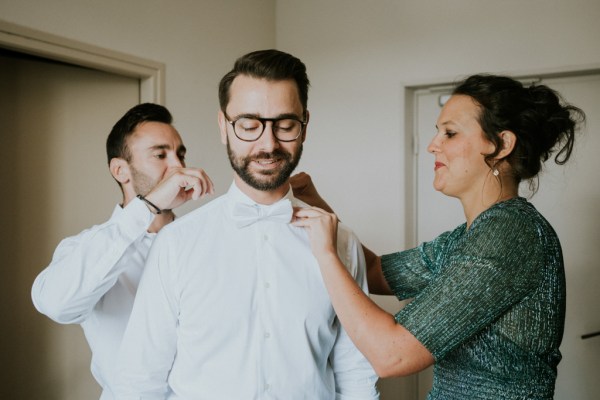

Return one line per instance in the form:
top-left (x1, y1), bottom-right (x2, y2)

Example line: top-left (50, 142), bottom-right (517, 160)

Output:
top-left (276, 0), bottom-right (600, 252)
top-left (275, 1), bottom-right (600, 396)
top-left (0, 1), bottom-right (275, 398)
top-left (3, 0), bottom-right (599, 398)
top-left (1, 0), bottom-right (276, 203)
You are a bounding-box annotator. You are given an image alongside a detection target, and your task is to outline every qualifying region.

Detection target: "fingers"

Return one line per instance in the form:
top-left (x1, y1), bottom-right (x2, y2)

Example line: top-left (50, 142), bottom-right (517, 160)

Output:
top-left (172, 168), bottom-right (214, 196)
top-left (177, 168), bottom-right (215, 200)
top-left (294, 205), bottom-right (334, 215)
top-left (292, 206), bottom-right (339, 258)
top-left (146, 167), bottom-right (215, 210)
top-left (290, 172), bottom-right (310, 193)
top-left (293, 205), bottom-right (328, 218)
top-left (292, 206), bottom-right (337, 226)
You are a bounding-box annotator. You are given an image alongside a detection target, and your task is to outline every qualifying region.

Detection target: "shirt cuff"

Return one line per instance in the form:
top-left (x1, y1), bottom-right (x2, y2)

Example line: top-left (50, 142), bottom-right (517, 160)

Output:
top-left (120, 197), bottom-right (155, 238)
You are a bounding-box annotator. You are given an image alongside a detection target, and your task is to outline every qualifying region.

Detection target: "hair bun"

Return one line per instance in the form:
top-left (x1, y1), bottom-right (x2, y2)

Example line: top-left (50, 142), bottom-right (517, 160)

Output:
top-left (453, 74), bottom-right (585, 191)
top-left (527, 83), bottom-right (584, 164)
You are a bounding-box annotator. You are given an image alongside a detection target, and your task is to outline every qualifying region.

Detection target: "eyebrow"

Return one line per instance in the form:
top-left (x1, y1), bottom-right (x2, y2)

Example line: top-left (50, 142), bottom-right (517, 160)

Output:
top-left (435, 121), bottom-right (456, 129)
top-left (229, 112), bottom-right (304, 120)
top-left (147, 144), bottom-right (187, 153)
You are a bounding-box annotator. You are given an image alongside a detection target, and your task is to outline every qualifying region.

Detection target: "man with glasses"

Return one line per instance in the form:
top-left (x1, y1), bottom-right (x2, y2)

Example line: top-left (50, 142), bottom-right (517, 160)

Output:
top-left (114, 50), bottom-right (379, 399)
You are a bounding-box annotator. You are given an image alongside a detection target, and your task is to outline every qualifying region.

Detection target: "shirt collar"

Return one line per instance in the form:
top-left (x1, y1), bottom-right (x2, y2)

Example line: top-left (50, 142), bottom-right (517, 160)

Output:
top-left (226, 181), bottom-right (296, 207)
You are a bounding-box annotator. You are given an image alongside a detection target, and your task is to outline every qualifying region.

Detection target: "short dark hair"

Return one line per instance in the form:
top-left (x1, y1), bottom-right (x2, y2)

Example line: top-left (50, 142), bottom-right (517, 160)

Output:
top-left (452, 74), bottom-right (585, 189)
top-left (218, 49), bottom-right (310, 115)
top-left (106, 103), bottom-right (173, 164)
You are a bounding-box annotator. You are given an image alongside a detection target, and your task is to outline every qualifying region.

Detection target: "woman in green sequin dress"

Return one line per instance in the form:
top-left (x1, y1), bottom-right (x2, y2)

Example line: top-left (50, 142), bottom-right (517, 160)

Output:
top-left (292, 74), bottom-right (585, 399)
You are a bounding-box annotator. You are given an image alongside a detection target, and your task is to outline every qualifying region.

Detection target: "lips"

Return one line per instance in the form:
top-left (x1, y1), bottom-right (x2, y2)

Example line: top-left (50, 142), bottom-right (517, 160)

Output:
top-left (434, 162), bottom-right (445, 171)
top-left (256, 159), bottom-right (277, 165)
top-left (253, 157), bottom-right (281, 169)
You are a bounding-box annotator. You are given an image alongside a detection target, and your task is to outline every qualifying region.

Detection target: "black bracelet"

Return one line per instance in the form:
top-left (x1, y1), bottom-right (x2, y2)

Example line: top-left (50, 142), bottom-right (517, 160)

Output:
top-left (136, 194), bottom-right (162, 214)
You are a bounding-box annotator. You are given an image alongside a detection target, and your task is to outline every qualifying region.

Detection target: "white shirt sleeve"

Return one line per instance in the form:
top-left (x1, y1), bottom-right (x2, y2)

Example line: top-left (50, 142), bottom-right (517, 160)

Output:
top-left (113, 228), bottom-right (179, 399)
top-left (31, 198), bottom-right (154, 324)
top-left (331, 227), bottom-right (380, 400)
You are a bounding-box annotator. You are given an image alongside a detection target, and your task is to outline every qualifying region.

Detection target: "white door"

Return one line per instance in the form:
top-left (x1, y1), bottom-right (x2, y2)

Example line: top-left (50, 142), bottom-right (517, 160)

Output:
top-left (412, 73), bottom-right (600, 399)
top-left (0, 49), bottom-right (139, 400)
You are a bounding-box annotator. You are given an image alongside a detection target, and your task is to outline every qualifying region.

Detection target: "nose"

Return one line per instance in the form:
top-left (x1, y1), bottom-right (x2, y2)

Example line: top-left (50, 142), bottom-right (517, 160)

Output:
top-left (168, 154), bottom-right (184, 169)
top-left (427, 133), bottom-right (441, 154)
top-left (257, 122), bottom-right (280, 152)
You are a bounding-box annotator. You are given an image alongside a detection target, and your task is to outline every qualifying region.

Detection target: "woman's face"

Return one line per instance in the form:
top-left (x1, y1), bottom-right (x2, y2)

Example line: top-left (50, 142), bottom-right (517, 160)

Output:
top-left (427, 94), bottom-right (496, 200)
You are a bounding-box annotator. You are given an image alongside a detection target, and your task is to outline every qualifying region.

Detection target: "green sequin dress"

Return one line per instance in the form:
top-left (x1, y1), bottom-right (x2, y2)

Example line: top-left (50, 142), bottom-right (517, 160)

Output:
top-left (381, 197), bottom-right (565, 399)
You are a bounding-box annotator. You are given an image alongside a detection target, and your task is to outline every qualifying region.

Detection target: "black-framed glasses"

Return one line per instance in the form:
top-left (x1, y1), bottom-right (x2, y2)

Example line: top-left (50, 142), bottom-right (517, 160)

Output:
top-left (225, 114), bottom-right (307, 142)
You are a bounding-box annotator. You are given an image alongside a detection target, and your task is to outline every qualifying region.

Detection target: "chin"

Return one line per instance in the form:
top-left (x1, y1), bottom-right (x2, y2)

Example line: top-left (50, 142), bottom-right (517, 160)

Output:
top-left (247, 172), bottom-right (289, 191)
top-left (432, 180), bottom-right (444, 193)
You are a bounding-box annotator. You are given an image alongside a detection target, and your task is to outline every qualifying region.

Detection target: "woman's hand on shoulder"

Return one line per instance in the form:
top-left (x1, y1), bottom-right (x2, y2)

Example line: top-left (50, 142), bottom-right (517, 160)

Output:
top-left (292, 206), bottom-right (339, 262)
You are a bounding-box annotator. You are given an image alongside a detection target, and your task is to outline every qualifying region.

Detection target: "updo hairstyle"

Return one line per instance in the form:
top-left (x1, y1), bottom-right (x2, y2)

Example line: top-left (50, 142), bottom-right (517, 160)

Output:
top-left (452, 74), bottom-right (585, 190)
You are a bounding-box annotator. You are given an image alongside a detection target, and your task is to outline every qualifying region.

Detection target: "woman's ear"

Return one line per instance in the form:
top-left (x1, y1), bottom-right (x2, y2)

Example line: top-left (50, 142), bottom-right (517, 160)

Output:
top-left (109, 158), bottom-right (131, 184)
top-left (497, 130), bottom-right (516, 159)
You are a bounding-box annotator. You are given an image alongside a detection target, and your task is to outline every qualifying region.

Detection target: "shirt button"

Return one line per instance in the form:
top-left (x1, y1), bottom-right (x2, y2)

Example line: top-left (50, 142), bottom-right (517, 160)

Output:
top-left (264, 332), bottom-right (271, 338)
top-left (264, 282), bottom-right (270, 289)
top-left (263, 234), bottom-right (269, 242)
top-left (265, 383), bottom-right (271, 391)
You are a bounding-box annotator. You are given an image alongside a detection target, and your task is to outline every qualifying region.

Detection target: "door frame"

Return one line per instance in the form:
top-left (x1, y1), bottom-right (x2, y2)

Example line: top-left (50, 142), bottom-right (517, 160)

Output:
top-left (403, 65), bottom-right (600, 249)
top-left (0, 19), bottom-right (165, 103)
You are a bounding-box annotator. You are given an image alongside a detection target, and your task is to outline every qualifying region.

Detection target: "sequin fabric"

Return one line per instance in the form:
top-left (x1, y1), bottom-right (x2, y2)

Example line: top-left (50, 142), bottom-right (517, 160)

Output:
top-left (381, 197), bottom-right (565, 399)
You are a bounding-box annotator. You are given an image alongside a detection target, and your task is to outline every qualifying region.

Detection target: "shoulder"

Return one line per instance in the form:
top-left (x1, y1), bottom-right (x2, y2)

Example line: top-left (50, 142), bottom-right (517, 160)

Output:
top-left (466, 197), bottom-right (559, 265)
top-left (337, 221), bottom-right (360, 247)
top-left (474, 197), bottom-right (555, 239)
top-left (158, 195), bottom-right (228, 238)
top-left (335, 222), bottom-right (364, 276)
top-left (292, 197), bottom-right (359, 243)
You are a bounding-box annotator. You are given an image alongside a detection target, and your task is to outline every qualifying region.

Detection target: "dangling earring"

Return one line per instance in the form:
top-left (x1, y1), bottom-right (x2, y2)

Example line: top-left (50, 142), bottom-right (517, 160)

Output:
top-left (492, 161), bottom-right (500, 177)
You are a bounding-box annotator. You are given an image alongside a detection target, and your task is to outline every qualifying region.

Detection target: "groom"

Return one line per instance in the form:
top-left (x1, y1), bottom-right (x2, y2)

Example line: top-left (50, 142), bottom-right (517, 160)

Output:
top-left (115, 49), bottom-right (379, 399)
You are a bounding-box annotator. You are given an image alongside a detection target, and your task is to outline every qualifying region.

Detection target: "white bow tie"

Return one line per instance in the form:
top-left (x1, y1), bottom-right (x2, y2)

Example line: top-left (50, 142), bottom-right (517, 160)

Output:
top-left (232, 199), bottom-right (293, 228)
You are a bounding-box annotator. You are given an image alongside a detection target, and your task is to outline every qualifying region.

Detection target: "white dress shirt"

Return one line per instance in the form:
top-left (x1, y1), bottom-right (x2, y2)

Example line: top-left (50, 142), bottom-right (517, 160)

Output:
top-left (31, 198), bottom-right (155, 400)
top-left (115, 182), bottom-right (379, 399)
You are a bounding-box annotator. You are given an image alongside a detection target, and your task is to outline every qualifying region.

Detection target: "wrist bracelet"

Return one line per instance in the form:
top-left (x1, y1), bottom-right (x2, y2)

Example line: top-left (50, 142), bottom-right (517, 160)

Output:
top-left (136, 194), bottom-right (162, 214)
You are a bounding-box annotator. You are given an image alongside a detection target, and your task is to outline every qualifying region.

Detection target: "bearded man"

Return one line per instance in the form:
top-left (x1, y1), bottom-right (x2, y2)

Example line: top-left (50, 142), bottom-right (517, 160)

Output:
top-left (114, 50), bottom-right (379, 400)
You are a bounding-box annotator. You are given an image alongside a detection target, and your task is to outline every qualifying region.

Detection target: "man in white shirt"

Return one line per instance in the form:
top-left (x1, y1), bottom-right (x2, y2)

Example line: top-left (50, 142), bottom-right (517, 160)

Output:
top-left (114, 50), bottom-right (379, 399)
top-left (31, 103), bottom-right (214, 399)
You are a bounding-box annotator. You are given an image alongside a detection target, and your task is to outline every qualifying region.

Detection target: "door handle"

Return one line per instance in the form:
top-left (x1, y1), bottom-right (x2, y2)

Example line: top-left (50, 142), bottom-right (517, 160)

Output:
top-left (581, 331), bottom-right (600, 340)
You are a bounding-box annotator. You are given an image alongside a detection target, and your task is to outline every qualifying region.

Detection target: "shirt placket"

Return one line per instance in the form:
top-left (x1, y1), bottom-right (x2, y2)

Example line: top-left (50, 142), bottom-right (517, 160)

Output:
top-left (255, 221), bottom-right (276, 397)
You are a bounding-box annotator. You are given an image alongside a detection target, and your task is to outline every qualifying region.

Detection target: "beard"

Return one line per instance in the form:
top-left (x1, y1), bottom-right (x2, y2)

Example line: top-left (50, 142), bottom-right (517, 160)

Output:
top-left (226, 139), bottom-right (302, 191)
top-left (130, 164), bottom-right (159, 197)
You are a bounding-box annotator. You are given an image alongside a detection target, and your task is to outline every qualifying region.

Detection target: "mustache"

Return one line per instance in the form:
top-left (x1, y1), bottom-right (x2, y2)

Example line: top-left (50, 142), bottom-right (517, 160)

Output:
top-left (249, 149), bottom-right (291, 160)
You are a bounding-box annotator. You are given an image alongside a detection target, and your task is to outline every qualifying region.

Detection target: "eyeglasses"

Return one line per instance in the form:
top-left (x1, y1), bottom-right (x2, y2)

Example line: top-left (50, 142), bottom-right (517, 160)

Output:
top-left (225, 114), bottom-right (307, 142)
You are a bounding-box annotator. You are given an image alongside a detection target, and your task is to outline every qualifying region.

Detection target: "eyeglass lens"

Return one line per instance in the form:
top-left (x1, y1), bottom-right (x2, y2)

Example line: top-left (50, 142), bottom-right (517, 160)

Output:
top-left (233, 118), bottom-right (302, 141)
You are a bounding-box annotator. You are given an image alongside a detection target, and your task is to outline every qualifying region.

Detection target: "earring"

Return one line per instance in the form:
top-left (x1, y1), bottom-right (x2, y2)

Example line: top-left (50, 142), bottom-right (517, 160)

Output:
top-left (493, 168), bottom-right (499, 177)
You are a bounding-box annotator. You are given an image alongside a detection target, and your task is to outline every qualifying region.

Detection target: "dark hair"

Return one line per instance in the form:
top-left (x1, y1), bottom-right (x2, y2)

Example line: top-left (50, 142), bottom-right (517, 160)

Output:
top-left (452, 74), bottom-right (585, 190)
top-left (106, 103), bottom-right (173, 164)
top-left (218, 49), bottom-right (310, 115)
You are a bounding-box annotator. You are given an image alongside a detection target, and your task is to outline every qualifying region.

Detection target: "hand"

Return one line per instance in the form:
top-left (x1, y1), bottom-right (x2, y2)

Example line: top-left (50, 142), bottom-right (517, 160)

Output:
top-left (290, 172), bottom-right (335, 213)
top-left (144, 167), bottom-right (214, 211)
top-left (290, 172), bottom-right (313, 194)
top-left (292, 206), bottom-right (339, 261)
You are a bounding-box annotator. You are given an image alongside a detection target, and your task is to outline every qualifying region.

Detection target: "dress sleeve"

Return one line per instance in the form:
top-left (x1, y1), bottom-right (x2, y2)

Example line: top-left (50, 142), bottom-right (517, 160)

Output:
top-left (113, 228), bottom-right (179, 399)
top-left (31, 198), bottom-right (154, 324)
top-left (392, 211), bottom-right (542, 360)
top-left (381, 229), bottom-right (455, 300)
top-left (330, 226), bottom-right (380, 400)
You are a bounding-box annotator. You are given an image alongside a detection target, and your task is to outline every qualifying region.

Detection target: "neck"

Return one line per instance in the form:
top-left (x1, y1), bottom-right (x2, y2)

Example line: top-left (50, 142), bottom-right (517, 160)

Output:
top-left (233, 175), bottom-right (289, 205)
top-left (461, 178), bottom-right (518, 229)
